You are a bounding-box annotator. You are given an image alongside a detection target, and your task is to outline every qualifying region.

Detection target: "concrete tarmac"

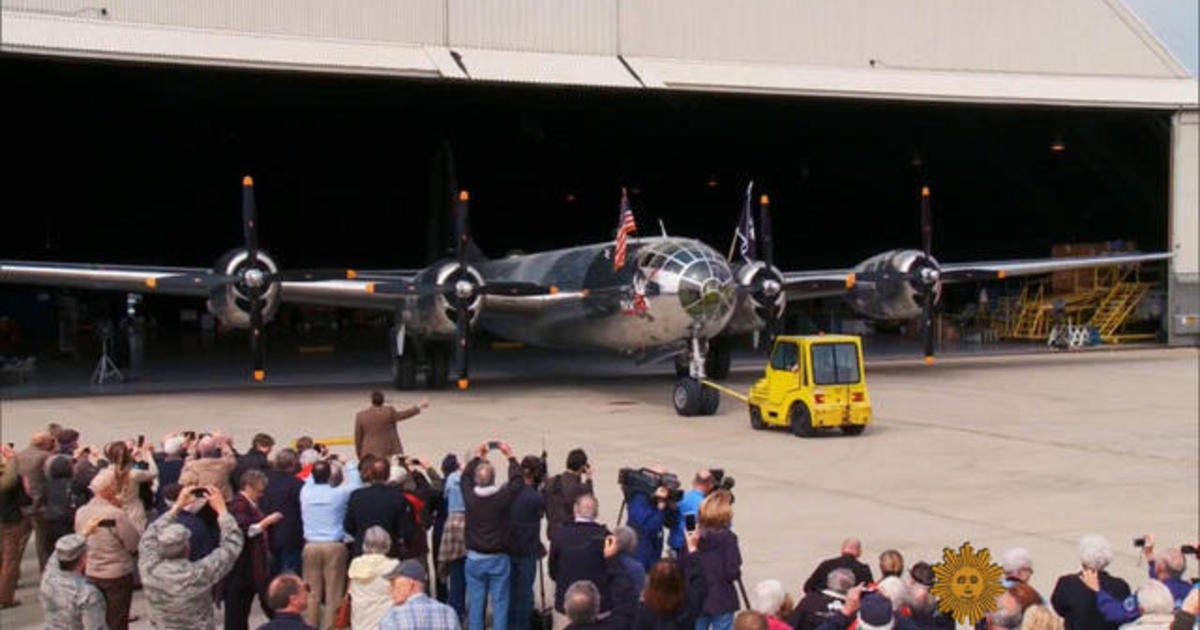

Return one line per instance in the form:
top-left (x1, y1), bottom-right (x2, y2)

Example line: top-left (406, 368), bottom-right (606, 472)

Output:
top-left (1, 347), bottom-right (1196, 629)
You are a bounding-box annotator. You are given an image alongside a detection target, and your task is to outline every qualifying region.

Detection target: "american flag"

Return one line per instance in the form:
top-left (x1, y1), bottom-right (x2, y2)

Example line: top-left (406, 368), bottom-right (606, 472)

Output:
top-left (613, 187), bottom-right (637, 271)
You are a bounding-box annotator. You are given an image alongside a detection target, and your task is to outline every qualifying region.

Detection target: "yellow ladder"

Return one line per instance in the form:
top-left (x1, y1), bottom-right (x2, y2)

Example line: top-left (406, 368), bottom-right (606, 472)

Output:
top-left (1087, 281), bottom-right (1150, 340)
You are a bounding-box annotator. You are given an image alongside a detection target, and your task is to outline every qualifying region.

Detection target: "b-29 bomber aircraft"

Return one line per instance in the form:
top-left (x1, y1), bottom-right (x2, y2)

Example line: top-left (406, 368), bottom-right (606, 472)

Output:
top-left (0, 177), bottom-right (1171, 416)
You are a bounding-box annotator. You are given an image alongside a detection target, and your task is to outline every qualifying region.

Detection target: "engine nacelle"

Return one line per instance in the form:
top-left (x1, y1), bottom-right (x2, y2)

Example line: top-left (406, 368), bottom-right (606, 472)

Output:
top-left (205, 249), bottom-right (281, 329)
top-left (400, 262), bottom-right (485, 338)
top-left (845, 249), bottom-right (938, 320)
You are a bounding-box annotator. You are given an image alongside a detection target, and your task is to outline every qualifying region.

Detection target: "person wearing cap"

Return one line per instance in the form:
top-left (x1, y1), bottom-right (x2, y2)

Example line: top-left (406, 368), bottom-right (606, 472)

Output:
top-left (139, 484), bottom-right (245, 630)
top-left (379, 559), bottom-right (462, 630)
top-left (74, 468), bottom-right (142, 630)
top-left (39, 523), bottom-right (108, 630)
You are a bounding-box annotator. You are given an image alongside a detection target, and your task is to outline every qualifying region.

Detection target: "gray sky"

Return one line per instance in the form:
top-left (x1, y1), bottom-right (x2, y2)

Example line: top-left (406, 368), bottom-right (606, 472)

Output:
top-left (1123, 0), bottom-right (1199, 75)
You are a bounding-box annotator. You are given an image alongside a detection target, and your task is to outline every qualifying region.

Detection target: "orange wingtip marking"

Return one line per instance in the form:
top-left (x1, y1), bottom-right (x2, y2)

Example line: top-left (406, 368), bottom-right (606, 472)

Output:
top-left (997, 269), bottom-right (1007, 279)
top-left (365, 283), bottom-right (376, 294)
top-left (457, 379), bottom-right (469, 390)
top-left (459, 190), bottom-right (470, 201)
top-left (549, 286), bottom-right (559, 295)
top-left (253, 370), bottom-right (265, 381)
top-left (845, 273), bottom-right (856, 289)
top-left (921, 186), bottom-right (930, 197)
top-left (243, 175), bottom-right (254, 187)
top-left (759, 194), bottom-right (770, 205)
top-left (923, 356), bottom-right (935, 365)
top-left (346, 270), bottom-right (358, 279)
top-left (144, 278), bottom-right (158, 289)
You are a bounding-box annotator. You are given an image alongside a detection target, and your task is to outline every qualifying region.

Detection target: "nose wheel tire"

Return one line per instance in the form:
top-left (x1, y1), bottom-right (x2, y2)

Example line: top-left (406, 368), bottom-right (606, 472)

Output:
top-left (674, 378), bottom-right (720, 417)
top-left (790, 403), bottom-right (815, 437)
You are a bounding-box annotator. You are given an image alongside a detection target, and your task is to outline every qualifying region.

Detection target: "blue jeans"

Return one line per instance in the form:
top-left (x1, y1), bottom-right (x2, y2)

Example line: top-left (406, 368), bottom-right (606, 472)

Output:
top-left (448, 558), bottom-right (467, 619)
top-left (466, 552), bottom-right (511, 630)
top-left (508, 554), bottom-right (537, 630)
top-left (696, 612), bottom-right (734, 630)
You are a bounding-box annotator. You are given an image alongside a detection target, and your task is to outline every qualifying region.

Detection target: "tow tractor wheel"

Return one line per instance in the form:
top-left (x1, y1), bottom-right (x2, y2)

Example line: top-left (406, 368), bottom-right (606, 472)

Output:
top-left (672, 378), bottom-right (702, 416)
top-left (749, 406), bottom-right (766, 430)
top-left (789, 402), bottom-right (815, 438)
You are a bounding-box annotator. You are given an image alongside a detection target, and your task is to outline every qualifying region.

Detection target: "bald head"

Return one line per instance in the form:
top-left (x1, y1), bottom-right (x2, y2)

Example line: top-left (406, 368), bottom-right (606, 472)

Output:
top-left (574, 494), bottom-right (598, 520)
top-left (841, 538), bottom-right (862, 557)
top-left (266, 574), bottom-right (307, 614)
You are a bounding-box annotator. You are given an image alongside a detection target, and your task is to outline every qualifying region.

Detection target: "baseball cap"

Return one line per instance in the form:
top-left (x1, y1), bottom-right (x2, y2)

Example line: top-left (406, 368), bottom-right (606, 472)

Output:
top-left (55, 534), bottom-right (88, 563)
top-left (383, 559), bottom-right (427, 583)
top-left (858, 593), bottom-right (895, 630)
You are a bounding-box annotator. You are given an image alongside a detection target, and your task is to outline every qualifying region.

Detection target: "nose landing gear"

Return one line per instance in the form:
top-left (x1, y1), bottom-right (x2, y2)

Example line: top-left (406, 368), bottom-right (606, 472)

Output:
top-left (673, 331), bottom-right (720, 416)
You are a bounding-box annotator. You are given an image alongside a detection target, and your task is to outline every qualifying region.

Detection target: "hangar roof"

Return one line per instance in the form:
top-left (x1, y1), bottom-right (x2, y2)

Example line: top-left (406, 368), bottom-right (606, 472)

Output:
top-left (3, 1), bottom-right (1196, 108)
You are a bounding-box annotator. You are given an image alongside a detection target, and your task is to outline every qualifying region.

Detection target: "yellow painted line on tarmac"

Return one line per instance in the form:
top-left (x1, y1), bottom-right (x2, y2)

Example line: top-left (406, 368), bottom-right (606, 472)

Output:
top-left (699, 379), bottom-right (750, 403)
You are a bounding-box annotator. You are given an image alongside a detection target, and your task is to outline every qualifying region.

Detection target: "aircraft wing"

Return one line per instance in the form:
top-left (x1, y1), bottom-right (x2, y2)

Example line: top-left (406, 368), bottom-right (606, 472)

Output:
top-left (777, 251), bottom-right (1173, 301)
top-left (0, 260), bottom-right (416, 310)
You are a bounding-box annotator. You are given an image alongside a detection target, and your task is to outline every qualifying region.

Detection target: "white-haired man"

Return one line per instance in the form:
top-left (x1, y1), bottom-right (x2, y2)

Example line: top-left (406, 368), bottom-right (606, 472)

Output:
top-left (1001, 548), bottom-right (1035, 588)
top-left (1138, 533), bottom-right (1192, 606)
top-left (139, 484), bottom-right (245, 630)
top-left (790, 568), bottom-right (854, 630)
top-left (1050, 534), bottom-right (1131, 630)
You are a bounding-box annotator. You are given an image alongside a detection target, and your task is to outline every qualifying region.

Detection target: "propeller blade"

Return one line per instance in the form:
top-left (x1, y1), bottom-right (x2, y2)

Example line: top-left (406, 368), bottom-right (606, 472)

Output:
top-left (921, 288), bottom-right (936, 365)
top-left (250, 291), bottom-right (266, 381)
top-left (455, 190), bottom-right (470, 266)
top-left (454, 295), bottom-right (470, 390)
top-left (759, 193), bottom-right (774, 270)
top-left (242, 175), bottom-right (259, 264)
top-left (920, 185), bottom-right (932, 257)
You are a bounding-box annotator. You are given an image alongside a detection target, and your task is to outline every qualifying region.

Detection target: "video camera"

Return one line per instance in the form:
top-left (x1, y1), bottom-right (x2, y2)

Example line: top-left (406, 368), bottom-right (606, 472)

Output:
top-left (618, 467), bottom-right (683, 502)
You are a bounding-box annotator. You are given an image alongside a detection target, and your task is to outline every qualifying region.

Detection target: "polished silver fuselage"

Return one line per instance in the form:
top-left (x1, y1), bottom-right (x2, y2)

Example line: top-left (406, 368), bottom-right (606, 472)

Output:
top-left (479, 237), bottom-right (738, 352)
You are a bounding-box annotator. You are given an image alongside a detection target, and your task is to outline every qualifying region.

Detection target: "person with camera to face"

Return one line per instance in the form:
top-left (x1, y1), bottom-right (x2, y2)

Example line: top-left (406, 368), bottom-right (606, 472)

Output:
top-left (509, 454), bottom-right (548, 630)
top-left (625, 467), bottom-right (681, 572)
top-left (462, 440), bottom-right (524, 630)
top-left (546, 448), bottom-right (594, 538)
top-left (1136, 534), bottom-right (1193, 607)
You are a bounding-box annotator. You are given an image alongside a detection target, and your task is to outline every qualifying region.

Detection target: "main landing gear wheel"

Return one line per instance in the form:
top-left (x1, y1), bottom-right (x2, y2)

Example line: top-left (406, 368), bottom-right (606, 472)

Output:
top-left (790, 403), bottom-right (815, 438)
top-left (392, 353), bottom-right (416, 390)
top-left (427, 344), bottom-right (450, 389)
top-left (673, 378), bottom-right (719, 417)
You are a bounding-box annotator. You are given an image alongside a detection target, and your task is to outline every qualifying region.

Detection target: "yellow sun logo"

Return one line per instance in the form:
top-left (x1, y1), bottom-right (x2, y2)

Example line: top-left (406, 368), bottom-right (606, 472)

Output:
top-left (931, 541), bottom-right (1005, 626)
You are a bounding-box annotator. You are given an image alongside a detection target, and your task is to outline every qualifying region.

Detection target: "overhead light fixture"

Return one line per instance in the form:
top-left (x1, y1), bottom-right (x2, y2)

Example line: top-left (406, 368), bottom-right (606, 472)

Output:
top-left (1050, 135), bottom-right (1066, 152)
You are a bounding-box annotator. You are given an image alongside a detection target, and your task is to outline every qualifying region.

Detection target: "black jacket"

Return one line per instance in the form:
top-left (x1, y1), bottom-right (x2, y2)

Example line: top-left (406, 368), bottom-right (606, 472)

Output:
top-left (550, 520), bottom-right (611, 613)
top-left (802, 554), bottom-right (874, 594)
top-left (461, 456), bottom-right (522, 554)
top-left (789, 591), bottom-right (843, 630)
top-left (1050, 571), bottom-right (1131, 630)
top-left (343, 483), bottom-right (416, 557)
top-left (259, 469), bottom-right (304, 555)
top-left (231, 450), bottom-right (270, 491)
top-left (565, 557), bottom-right (638, 630)
top-left (508, 483), bottom-right (546, 556)
top-left (545, 470), bottom-right (593, 535)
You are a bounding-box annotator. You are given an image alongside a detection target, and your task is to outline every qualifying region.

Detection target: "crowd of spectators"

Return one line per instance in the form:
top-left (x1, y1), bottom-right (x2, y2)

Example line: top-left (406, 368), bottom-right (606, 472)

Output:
top-left (1, 399), bottom-right (1198, 630)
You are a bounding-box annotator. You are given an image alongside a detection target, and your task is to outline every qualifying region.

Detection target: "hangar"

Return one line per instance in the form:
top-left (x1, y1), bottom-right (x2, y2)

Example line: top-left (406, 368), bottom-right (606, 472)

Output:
top-left (1, 0), bottom-right (1197, 373)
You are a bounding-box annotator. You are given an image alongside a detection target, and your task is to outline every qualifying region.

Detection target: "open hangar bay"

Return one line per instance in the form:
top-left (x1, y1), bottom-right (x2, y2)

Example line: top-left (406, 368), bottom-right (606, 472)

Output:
top-left (0, 54), bottom-right (1182, 384)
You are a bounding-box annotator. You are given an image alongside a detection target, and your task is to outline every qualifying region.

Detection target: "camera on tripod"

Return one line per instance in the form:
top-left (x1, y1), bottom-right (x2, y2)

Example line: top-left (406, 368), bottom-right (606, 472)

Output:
top-left (618, 467), bottom-right (683, 502)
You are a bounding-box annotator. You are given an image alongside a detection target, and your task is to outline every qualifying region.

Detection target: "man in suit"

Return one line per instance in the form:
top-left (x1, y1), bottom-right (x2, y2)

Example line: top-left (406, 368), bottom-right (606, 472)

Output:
top-left (354, 391), bottom-right (430, 460)
top-left (260, 449), bottom-right (305, 576)
top-left (549, 494), bottom-right (610, 630)
top-left (343, 458), bottom-right (416, 558)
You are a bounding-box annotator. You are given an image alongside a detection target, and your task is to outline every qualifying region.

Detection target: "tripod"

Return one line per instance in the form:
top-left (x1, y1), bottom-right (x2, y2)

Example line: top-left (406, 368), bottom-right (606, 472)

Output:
top-left (92, 332), bottom-right (124, 384)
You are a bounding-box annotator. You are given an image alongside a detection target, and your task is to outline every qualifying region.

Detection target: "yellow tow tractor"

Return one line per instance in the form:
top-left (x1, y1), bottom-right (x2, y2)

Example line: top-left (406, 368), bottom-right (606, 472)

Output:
top-left (704, 334), bottom-right (872, 437)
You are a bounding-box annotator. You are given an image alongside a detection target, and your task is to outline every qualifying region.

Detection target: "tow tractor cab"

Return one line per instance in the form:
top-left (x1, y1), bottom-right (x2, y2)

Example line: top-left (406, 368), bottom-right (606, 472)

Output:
top-left (748, 334), bottom-right (872, 437)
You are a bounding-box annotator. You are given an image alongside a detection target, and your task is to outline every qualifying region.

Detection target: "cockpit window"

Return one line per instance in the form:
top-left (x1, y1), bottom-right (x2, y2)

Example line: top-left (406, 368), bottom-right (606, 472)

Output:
top-left (810, 343), bottom-right (861, 385)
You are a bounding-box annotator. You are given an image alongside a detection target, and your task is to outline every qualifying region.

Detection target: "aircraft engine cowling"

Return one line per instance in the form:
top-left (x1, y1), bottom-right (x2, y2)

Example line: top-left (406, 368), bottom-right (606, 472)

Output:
top-left (205, 249), bottom-right (282, 329)
top-left (736, 260), bottom-right (786, 323)
top-left (845, 249), bottom-right (940, 321)
top-left (401, 262), bottom-right (485, 337)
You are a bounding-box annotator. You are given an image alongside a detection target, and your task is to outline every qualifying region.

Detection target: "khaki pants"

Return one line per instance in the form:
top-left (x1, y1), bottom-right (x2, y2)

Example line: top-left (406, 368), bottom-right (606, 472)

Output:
top-left (0, 517), bottom-right (32, 605)
top-left (302, 542), bottom-right (348, 629)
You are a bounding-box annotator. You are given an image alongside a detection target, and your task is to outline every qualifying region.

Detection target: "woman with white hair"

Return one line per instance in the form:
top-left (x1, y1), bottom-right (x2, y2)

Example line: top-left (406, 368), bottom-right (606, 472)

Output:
top-left (1114, 580), bottom-right (1176, 630)
top-left (751, 579), bottom-right (795, 630)
top-left (346, 525), bottom-right (400, 629)
top-left (1050, 534), bottom-right (1132, 630)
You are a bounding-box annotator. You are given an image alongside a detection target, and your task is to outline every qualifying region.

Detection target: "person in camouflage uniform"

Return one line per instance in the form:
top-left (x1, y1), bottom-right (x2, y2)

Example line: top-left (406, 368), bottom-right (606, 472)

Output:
top-left (138, 484), bottom-right (244, 630)
top-left (40, 524), bottom-right (108, 630)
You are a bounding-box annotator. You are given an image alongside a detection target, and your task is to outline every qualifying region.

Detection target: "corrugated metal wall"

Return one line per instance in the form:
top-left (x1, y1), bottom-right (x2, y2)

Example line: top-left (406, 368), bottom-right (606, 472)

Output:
top-left (3, 0), bottom-right (1187, 78)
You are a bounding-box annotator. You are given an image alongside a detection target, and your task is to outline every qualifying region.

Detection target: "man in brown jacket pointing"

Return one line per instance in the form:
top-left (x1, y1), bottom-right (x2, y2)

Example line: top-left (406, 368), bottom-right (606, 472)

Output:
top-left (354, 390), bottom-right (430, 460)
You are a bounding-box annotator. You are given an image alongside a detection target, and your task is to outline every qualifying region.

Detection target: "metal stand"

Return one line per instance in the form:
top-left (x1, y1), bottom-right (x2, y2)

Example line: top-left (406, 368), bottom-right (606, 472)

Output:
top-left (92, 335), bottom-right (124, 384)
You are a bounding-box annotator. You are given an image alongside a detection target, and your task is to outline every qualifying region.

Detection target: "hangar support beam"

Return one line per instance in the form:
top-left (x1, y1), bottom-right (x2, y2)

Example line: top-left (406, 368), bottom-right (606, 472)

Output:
top-left (1169, 109), bottom-right (1200, 345)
